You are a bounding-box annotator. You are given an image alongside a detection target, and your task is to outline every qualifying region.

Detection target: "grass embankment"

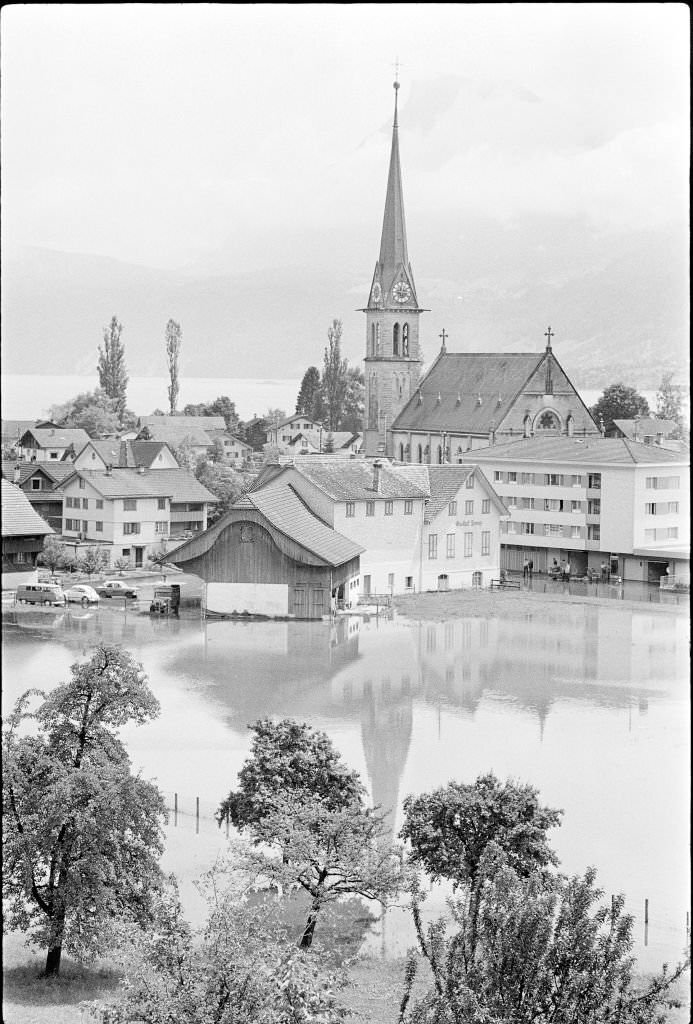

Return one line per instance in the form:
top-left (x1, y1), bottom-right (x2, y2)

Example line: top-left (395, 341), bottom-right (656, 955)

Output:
top-left (394, 584), bottom-right (688, 622)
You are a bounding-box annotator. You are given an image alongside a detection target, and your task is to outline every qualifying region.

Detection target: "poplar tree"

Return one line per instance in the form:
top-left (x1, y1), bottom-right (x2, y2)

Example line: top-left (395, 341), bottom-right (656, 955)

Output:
top-left (165, 319), bottom-right (183, 415)
top-left (97, 316), bottom-right (129, 420)
top-left (322, 319), bottom-right (349, 431)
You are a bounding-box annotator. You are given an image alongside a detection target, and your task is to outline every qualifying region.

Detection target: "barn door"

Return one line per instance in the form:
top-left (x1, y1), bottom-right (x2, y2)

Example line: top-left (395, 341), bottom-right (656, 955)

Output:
top-left (293, 588), bottom-right (306, 617)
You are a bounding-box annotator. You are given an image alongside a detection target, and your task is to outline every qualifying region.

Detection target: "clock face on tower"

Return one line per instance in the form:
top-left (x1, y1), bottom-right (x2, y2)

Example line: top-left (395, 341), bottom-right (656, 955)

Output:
top-left (392, 281), bottom-right (412, 304)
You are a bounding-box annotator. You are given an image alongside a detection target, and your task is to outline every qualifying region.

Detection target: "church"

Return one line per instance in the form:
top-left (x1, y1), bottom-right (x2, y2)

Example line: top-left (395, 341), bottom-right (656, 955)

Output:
top-left (362, 82), bottom-right (600, 461)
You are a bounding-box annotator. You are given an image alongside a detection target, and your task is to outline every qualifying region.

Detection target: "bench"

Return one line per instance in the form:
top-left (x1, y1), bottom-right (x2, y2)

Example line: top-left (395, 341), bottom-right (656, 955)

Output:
top-left (490, 578), bottom-right (521, 590)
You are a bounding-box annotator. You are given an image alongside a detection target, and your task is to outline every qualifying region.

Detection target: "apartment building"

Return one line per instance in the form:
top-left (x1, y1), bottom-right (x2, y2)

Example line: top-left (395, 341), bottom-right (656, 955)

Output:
top-left (464, 435), bottom-right (689, 582)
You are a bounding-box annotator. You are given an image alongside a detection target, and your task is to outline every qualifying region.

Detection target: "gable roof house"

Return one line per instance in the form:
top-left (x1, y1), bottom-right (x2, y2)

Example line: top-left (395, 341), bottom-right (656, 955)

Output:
top-left (389, 337), bottom-right (600, 463)
top-left (73, 439), bottom-right (179, 471)
top-left (18, 426), bottom-right (91, 463)
top-left (57, 467), bottom-right (217, 569)
top-left (2, 478), bottom-right (53, 582)
top-left (1, 461), bottom-right (74, 532)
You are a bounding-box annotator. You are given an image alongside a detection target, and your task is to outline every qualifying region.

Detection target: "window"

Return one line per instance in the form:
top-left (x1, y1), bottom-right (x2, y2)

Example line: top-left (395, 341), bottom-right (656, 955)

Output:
top-left (446, 534), bottom-right (455, 558)
top-left (345, 502), bottom-right (355, 518)
top-left (96, 499), bottom-right (103, 509)
top-left (667, 502), bottom-right (679, 513)
top-left (481, 531), bottom-right (490, 556)
top-left (646, 476), bottom-right (680, 489)
top-left (571, 474), bottom-right (583, 486)
top-left (588, 499), bottom-right (600, 514)
top-left (466, 474), bottom-right (475, 488)
top-left (522, 522), bottom-right (535, 535)
top-left (65, 518), bottom-right (80, 531)
top-left (123, 499), bottom-right (137, 511)
top-left (404, 499), bottom-right (413, 515)
top-left (123, 522), bottom-right (141, 535)
top-left (588, 473), bottom-right (601, 489)
top-left (405, 576), bottom-right (414, 589)
top-left (366, 501), bottom-right (375, 517)
top-left (520, 472), bottom-right (534, 485)
top-left (588, 524), bottom-right (601, 541)
top-left (387, 572), bottom-right (395, 592)
top-left (448, 501), bottom-right (457, 516)
top-left (95, 521), bottom-right (103, 532)
top-left (507, 472), bottom-right (517, 483)
top-left (570, 525), bottom-right (582, 538)
top-left (428, 534), bottom-right (438, 559)
top-left (158, 498), bottom-right (166, 510)
top-left (571, 500), bottom-right (582, 512)
top-left (82, 498), bottom-right (88, 509)
top-left (49, 452), bottom-right (58, 460)
top-left (464, 532), bottom-right (473, 557)
top-left (464, 500), bottom-right (474, 515)
top-left (384, 500), bottom-right (393, 516)
top-left (522, 497), bottom-right (535, 510)
top-left (155, 521), bottom-right (168, 534)
top-left (645, 502), bottom-right (656, 515)
top-left (82, 520), bottom-right (88, 533)
top-left (667, 527), bottom-right (678, 538)
top-left (31, 479), bottom-right (41, 491)
top-left (494, 471), bottom-right (502, 482)
top-left (545, 473), bottom-right (564, 486)
top-left (545, 523), bottom-right (562, 536)
top-left (79, 477), bottom-right (85, 489)
top-left (481, 498), bottom-right (490, 514)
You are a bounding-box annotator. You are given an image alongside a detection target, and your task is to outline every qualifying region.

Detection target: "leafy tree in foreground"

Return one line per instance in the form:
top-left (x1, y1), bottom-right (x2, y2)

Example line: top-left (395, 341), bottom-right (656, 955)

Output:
top-left (218, 719), bottom-right (365, 833)
top-left (400, 773), bottom-right (562, 888)
top-left (48, 388), bottom-right (136, 437)
top-left (90, 872), bottom-right (349, 1023)
top-left (2, 645), bottom-right (166, 976)
top-left (194, 461), bottom-right (253, 524)
top-left (218, 720), bottom-right (403, 948)
top-left (97, 316), bottom-right (129, 420)
top-left (37, 535), bottom-right (69, 575)
top-left (78, 545), bottom-right (110, 578)
top-left (165, 318), bottom-right (183, 415)
top-left (589, 383), bottom-right (650, 436)
top-left (399, 848), bottom-right (689, 1024)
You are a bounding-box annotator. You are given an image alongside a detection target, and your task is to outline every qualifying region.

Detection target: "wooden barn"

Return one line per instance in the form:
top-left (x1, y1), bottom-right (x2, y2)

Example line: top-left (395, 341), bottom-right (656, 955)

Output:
top-left (166, 477), bottom-right (363, 618)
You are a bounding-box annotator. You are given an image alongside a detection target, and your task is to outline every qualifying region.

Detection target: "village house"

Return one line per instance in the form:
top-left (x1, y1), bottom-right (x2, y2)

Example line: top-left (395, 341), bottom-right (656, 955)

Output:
top-left (462, 434), bottom-right (690, 583)
top-left (266, 414), bottom-right (324, 447)
top-left (136, 414), bottom-right (229, 462)
top-left (1, 419), bottom-right (38, 454)
top-left (17, 425), bottom-right (91, 463)
top-left (57, 466), bottom-right (217, 568)
top-left (287, 430), bottom-right (363, 457)
top-left (72, 439), bottom-right (179, 471)
top-left (1, 461), bottom-right (74, 531)
top-left (217, 434), bottom-right (254, 466)
top-left (166, 473), bottom-right (363, 618)
top-left (1, 478), bottom-right (53, 584)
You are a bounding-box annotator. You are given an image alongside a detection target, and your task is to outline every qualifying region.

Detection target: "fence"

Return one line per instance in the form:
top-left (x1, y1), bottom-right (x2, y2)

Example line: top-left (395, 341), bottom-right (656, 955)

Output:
top-left (163, 791), bottom-right (229, 838)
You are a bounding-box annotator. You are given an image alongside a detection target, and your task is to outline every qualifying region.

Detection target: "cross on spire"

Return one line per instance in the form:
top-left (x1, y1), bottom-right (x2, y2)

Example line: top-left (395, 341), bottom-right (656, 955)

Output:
top-left (439, 328), bottom-right (448, 351)
top-left (544, 325), bottom-right (554, 350)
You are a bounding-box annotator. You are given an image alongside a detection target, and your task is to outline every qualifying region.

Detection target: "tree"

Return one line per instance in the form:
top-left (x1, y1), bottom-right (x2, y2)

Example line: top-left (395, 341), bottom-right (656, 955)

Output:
top-left (296, 366), bottom-right (326, 422)
top-left (48, 388), bottom-right (134, 437)
top-left (2, 645), bottom-right (166, 976)
top-left (182, 396), bottom-right (240, 434)
top-left (399, 848), bottom-right (688, 1024)
top-left (655, 372), bottom-right (685, 439)
top-left (91, 872), bottom-right (350, 1023)
top-left (165, 319), bottom-right (182, 416)
top-left (78, 546), bottom-right (109, 578)
top-left (589, 383), bottom-right (650, 436)
top-left (218, 720), bottom-right (401, 949)
top-left (322, 320), bottom-right (349, 431)
top-left (169, 436), bottom-right (197, 472)
top-left (239, 794), bottom-right (404, 949)
top-left (243, 416), bottom-right (269, 451)
top-left (218, 719), bottom-right (365, 834)
top-left (37, 536), bottom-right (69, 575)
top-left (194, 461), bottom-right (253, 524)
top-left (97, 316), bottom-right (129, 419)
top-left (400, 773), bottom-right (562, 888)
top-left (341, 366), bottom-right (365, 434)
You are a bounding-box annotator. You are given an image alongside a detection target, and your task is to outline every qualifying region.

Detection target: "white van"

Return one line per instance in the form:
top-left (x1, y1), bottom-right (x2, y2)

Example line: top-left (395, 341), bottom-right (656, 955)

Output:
top-left (16, 583), bottom-right (66, 606)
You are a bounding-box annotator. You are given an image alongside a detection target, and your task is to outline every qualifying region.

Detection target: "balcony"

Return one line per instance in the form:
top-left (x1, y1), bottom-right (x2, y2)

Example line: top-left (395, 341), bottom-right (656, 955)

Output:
top-left (586, 514), bottom-right (601, 526)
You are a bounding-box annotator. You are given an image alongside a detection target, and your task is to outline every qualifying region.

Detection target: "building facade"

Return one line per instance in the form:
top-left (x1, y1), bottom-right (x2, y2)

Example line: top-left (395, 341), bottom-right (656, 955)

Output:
top-left (1, 479), bottom-right (53, 584)
top-left (463, 435), bottom-right (689, 582)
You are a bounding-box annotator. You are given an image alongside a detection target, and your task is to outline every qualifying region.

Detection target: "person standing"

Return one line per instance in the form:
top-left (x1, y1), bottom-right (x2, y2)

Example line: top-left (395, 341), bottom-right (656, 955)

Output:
top-left (528, 558), bottom-right (534, 579)
top-left (523, 558), bottom-right (529, 579)
top-left (600, 560), bottom-right (608, 582)
top-left (564, 560), bottom-right (571, 581)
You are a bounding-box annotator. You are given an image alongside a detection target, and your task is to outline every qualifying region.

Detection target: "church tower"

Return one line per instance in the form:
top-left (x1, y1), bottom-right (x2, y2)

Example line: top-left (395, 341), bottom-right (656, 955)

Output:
top-left (363, 79), bottom-right (424, 458)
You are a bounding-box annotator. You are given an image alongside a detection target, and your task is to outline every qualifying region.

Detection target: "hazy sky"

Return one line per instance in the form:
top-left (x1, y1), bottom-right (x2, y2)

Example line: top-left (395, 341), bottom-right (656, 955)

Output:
top-left (1, 3), bottom-right (689, 272)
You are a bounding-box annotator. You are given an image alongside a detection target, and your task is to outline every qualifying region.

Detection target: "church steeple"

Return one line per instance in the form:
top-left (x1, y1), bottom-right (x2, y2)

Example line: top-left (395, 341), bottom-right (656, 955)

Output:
top-left (362, 77), bottom-right (424, 459)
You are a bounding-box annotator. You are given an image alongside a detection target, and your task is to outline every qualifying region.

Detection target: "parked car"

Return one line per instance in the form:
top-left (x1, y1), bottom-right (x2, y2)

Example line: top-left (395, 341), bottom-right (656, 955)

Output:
top-left (64, 584), bottom-right (100, 606)
top-left (16, 583), bottom-right (66, 606)
top-left (96, 580), bottom-right (138, 599)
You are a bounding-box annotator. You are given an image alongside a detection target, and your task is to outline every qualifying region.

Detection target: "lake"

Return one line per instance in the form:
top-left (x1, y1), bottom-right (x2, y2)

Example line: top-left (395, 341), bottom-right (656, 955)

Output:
top-left (1, 598), bottom-right (689, 975)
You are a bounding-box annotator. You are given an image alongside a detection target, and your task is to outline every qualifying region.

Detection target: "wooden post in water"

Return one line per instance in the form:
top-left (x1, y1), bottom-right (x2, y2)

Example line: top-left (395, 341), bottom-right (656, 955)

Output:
top-left (174, 792), bottom-right (178, 827)
top-left (645, 898), bottom-right (649, 924)
top-left (196, 796), bottom-right (200, 834)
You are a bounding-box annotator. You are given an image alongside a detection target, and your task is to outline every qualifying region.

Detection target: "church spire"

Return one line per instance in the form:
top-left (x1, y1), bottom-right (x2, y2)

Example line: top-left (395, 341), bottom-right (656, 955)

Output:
top-left (378, 78), bottom-right (410, 275)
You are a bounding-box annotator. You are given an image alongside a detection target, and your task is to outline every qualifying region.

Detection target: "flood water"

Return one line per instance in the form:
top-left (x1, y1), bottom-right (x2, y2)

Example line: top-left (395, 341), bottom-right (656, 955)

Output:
top-left (2, 599), bottom-right (689, 974)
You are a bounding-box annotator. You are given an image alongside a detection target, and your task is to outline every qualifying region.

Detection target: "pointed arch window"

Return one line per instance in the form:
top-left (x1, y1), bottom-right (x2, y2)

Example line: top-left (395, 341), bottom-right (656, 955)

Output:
top-left (402, 324), bottom-right (409, 357)
top-left (375, 322), bottom-right (381, 354)
top-left (393, 323), bottom-right (400, 356)
top-left (523, 414), bottom-right (532, 438)
top-left (566, 413), bottom-right (574, 437)
top-left (537, 410), bottom-right (561, 431)
top-left (370, 323), bottom-right (376, 356)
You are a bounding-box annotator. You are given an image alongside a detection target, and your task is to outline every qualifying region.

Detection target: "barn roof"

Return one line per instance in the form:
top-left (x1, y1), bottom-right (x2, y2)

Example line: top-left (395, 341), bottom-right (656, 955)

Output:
top-left (292, 457), bottom-right (429, 500)
top-left (1, 480), bottom-right (53, 537)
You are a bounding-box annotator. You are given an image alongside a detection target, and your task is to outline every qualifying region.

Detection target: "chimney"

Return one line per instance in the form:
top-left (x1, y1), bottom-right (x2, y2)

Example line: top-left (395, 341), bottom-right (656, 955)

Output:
top-left (137, 464), bottom-right (145, 475)
top-left (105, 464), bottom-right (112, 476)
top-left (372, 460), bottom-right (382, 493)
top-left (13, 464), bottom-right (21, 484)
